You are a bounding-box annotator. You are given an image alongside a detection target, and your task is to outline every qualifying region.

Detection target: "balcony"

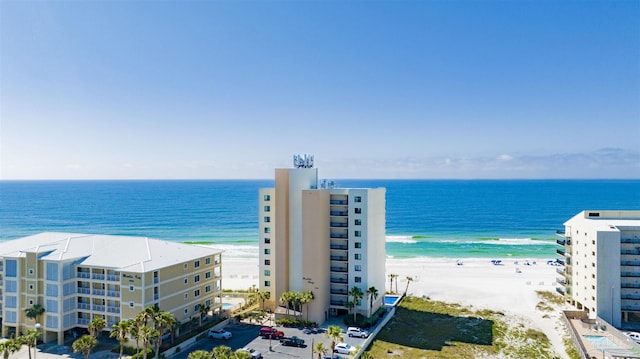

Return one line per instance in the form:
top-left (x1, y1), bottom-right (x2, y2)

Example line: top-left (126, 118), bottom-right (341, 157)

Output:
top-left (77, 303), bottom-right (90, 310)
top-left (556, 287), bottom-right (565, 295)
top-left (107, 275), bottom-right (119, 281)
top-left (556, 259), bottom-right (565, 266)
top-left (92, 305), bottom-right (105, 312)
top-left (330, 200), bottom-right (348, 205)
top-left (78, 318), bottom-right (90, 326)
top-left (621, 249), bottom-right (640, 255)
top-left (556, 267), bottom-right (565, 275)
top-left (556, 277), bottom-right (566, 285)
top-left (556, 248), bottom-right (566, 256)
top-left (154, 294), bottom-right (159, 300)
top-left (330, 222), bottom-right (348, 228)
top-left (154, 277), bottom-right (159, 284)
top-left (78, 288), bottom-right (91, 295)
top-left (622, 261), bottom-right (640, 266)
top-left (330, 277), bottom-right (347, 284)
top-left (330, 234), bottom-right (348, 239)
top-left (621, 272), bottom-right (640, 278)
top-left (77, 272), bottom-right (91, 279)
top-left (622, 282), bottom-right (640, 288)
top-left (330, 267), bottom-right (348, 273)
top-left (92, 274), bottom-right (105, 280)
top-left (92, 289), bottom-right (106, 296)
top-left (330, 245), bottom-right (348, 250)
top-left (107, 291), bottom-right (120, 297)
top-left (556, 239), bottom-right (566, 246)
top-left (330, 256), bottom-right (348, 261)
top-left (107, 306), bottom-right (120, 314)
top-left (330, 301), bottom-right (346, 306)
top-left (622, 294), bottom-right (640, 300)
top-left (622, 238), bottom-right (640, 244)
top-left (330, 211), bottom-right (348, 217)
top-left (330, 289), bottom-right (348, 295)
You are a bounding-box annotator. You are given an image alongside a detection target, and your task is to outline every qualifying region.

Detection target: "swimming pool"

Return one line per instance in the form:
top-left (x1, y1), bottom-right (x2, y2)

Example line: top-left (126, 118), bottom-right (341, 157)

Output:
top-left (221, 303), bottom-right (234, 310)
top-left (582, 335), bottom-right (620, 350)
top-left (384, 295), bottom-right (401, 306)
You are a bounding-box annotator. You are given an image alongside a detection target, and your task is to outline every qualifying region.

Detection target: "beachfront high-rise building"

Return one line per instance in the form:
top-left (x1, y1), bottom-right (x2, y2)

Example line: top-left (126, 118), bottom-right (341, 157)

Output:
top-left (0, 232), bottom-right (223, 344)
top-left (557, 210), bottom-right (640, 327)
top-left (258, 155), bottom-right (386, 324)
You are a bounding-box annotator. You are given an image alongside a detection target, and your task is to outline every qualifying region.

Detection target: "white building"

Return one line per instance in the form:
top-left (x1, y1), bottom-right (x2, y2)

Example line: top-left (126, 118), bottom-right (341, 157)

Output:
top-left (258, 155), bottom-right (386, 324)
top-left (558, 210), bottom-right (640, 327)
top-left (0, 232), bottom-right (223, 344)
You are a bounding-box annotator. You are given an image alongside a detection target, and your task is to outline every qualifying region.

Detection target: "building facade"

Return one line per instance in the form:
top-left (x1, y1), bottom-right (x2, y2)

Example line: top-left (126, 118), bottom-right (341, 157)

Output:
top-left (258, 156), bottom-right (386, 324)
top-left (0, 232), bottom-right (223, 344)
top-left (557, 210), bottom-right (640, 327)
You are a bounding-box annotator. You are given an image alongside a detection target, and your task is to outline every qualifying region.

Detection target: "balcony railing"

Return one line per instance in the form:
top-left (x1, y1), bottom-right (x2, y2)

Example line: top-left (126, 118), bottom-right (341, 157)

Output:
top-left (330, 211), bottom-right (348, 216)
top-left (330, 222), bottom-right (348, 228)
top-left (92, 274), bottom-right (105, 280)
top-left (78, 288), bottom-right (91, 294)
top-left (622, 238), bottom-right (640, 244)
top-left (622, 282), bottom-right (640, 288)
top-left (621, 294), bottom-right (640, 300)
top-left (92, 305), bottom-right (105, 312)
top-left (556, 268), bottom-right (565, 275)
top-left (330, 234), bottom-right (348, 239)
top-left (330, 256), bottom-right (348, 261)
top-left (107, 306), bottom-right (120, 314)
top-left (107, 291), bottom-right (120, 297)
top-left (330, 301), bottom-right (346, 306)
top-left (330, 245), bottom-right (348, 250)
top-left (77, 303), bottom-right (90, 310)
top-left (556, 287), bottom-right (565, 295)
top-left (330, 278), bottom-right (347, 284)
top-left (77, 272), bottom-right (91, 279)
top-left (556, 239), bottom-right (566, 246)
top-left (330, 267), bottom-right (348, 273)
top-left (154, 294), bottom-right (159, 300)
top-left (556, 277), bottom-right (566, 285)
top-left (107, 275), bottom-right (119, 281)
top-left (78, 318), bottom-right (90, 326)
top-left (556, 248), bottom-right (566, 256)
top-left (330, 200), bottom-right (348, 205)
top-left (330, 290), bottom-right (348, 295)
top-left (622, 261), bottom-right (640, 266)
top-left (621, 272), bottom-right (640, 278)
top-left (154, 277), bottom-right (159, 284)
top-left (621, 249), bottom-right (640, 255)
top-left (556, 259), bottom-right (565, 266)
top-left (92, 289), bottom-right (105, 296)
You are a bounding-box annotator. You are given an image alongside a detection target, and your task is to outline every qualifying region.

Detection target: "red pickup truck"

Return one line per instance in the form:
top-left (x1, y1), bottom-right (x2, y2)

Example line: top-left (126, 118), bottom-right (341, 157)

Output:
top-left (259, 327), bottom-right (284, 339)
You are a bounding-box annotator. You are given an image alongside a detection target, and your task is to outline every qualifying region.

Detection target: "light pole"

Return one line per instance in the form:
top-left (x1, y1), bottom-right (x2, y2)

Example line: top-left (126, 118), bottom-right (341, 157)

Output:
top-left (34, 323), bottom-right (41, 359)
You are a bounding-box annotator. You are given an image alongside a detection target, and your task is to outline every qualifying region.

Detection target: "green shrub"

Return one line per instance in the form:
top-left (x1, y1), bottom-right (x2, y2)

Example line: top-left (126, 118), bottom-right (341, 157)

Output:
top-left (131, 348), bottom-right (155, 359)
top-left (275, 318), bottom-right (316, 328)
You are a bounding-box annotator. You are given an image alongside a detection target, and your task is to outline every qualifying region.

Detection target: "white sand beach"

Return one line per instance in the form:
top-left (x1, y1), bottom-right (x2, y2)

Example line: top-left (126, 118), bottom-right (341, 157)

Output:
top-left (221, 256), bottom-right (570, 358)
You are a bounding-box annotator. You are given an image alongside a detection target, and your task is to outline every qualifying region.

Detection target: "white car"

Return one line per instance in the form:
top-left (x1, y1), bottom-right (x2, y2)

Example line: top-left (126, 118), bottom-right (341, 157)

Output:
top-left (208, 328), bottom-right (232, 339)
top-left (334, 342), bottom-right (356, 354)
top-left (238, 347), bottom-right (262, 358)
top-left (347, 327), bottom-right (369, 338)
top-left (624, 331), bottom-right (640, 343)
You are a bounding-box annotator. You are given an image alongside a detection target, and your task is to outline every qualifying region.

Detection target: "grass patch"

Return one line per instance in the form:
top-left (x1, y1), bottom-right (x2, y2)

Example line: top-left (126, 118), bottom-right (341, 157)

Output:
top-left (363, 296), bottom-right (558, 359)
top-left (536, 290), bottom-right (565, 305)
top-left (564, 337), bottom-right (581, 359)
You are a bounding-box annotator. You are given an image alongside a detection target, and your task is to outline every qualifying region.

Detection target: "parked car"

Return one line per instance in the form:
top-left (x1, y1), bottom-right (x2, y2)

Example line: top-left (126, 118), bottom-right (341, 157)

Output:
top-left (208, 328), bottom-right (232, 340)
top-left (334, 342), bottom-right (356, 354)
top-left (280, 336), bottom-right (305, 347)
top-left (259, 327), bottom-right (284, 339)
top-left (347, 327), bottom-right (369, 338)
top-left (624, 331), bottom-right (640, 343)
top-left (238, 347), bottom-right (263, 358)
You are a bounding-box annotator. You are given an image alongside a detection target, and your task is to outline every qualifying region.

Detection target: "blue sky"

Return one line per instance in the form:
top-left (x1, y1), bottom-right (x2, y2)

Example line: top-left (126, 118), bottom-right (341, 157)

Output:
top-left (1, 1), bottom-right (638, 179)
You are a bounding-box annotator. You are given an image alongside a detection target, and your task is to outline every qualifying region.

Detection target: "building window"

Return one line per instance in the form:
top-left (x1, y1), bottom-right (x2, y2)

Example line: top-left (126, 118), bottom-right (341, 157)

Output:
top-left (184, 263), bottom-right (188, 270)
top-left (354, 277), bottom-right (362, 283)
top-left (130, 302), bottom-right (135, 308)
top-left (194, 289), bottom-right (200, 297)
top-left (28, 268), bottom-right (34, 276)
top-left (29, 284), bottom-right (34, 291)
top-left (194, 260), bottom-right (200, 268)
top-left (355, 242), bottom-right (362, 249)
top-left (355, 265), bottom-right (362, 271)
top-left (264, 259), bottom-right (270, 265)
top-left (29, 299), bottom-right (34, 306)
top-left (264, 216), bottom-right (270, 223)
top-left (355, 231), bottom-right (362, 237)
top-left (194, 275), bottom-right (200, 283)
top-left (206, 299), bottom-right (211, 307)
top-left (355, 208), bottom-right (362, 214)
top-left (264, 238), bottom-right (271, 244)
top-left (184, 293), bottom-right (188, 300)
top-left (354, 219), bottom-right (362, 226)
top-left (264, 270), bottom-right (271, 277)
top-left (205, 257), bottom-right (211, 265)
top-left (184, 308), bottom-right (188, 315)
top-left (264, 227), bottom-right (271, 234)
top-left (184, 278), bottom-right (188, 285)
top-left (129, 285), bottom-right (134, 291)
top-left (355, 253), bottom-right (362, 260)
top-left (205, 285), bottom-right (211, 293)
top-left (354, 196), bottom-right (362, 203)
top-left (205, 271), bottom-right (211, 279)
top-left (5, 260), bottom-right (17, 277)
top-left (194, 304), bottom-right (199, 312)
top-left (264, 249), bottom-right (271, 255)
top-left (264, 194), bottom-right (271, 201)
top-left (264, 281), bottom-right (271, 287)
top-left (264, 205), bottom-right (271, 212)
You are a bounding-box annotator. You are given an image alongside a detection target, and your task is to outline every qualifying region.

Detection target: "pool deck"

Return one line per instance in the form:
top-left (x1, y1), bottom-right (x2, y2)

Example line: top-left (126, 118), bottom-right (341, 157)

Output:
top-left (567, 316), bottom-right (640, 358)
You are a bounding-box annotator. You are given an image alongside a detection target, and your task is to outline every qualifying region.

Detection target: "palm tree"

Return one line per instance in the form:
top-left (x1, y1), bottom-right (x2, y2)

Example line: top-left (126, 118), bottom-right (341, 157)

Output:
top-left (129, 319), bottom-right (143, 353)
top-left (367, 286), bottom-right (379, 317)
top-left (349, 286), bottom-right (364, 322)
top-left (361, 352), bottom-right (374, 359)
top-left (325, 325), bottom-right (343, 359)
top-left (257, 290), bottom-right (270, 311)
top-left (404, 276), bottom-right (414, 295)
top-left (153, 311), bottom-right (176, 359)
top-left (313, 342), bottom-right (328, 359)
top-left (110, 319), bottom-right (131, 359)
top-left (280, 291), bottom-right (292, 317)
top-left (0, 338), bottom-right (20, 359)
top-left (18, 329), bottom-right (40, 359)
top-left (88, 317), bottom-right (106, 338)
top-left (388, 274), bottom-right (397, 293)
top-left (289, 292), bottom-right (302, 318)
top-left (211, 345), bottom-right (233, 359)
top-left (72, 335), bottom-right (98, 359)
top-left (231, 350), bottom-right (251, 359)
top-left (197, 303), bottom-right (210, 327)
top-left (301, 290), bottom-right (314, 321)
top-left (138, 305), bottom-right (158, 327)
top-left (187, 350), bottom-right (212, 359)
top-left (24, 304), bottom-right (45, 323)
top-left (138, 326), bottom-right (158, 359)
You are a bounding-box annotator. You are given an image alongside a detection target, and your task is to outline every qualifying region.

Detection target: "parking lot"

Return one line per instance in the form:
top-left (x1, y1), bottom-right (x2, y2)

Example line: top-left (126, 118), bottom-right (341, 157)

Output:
top-left (173, 320), bottom-right (371, 359)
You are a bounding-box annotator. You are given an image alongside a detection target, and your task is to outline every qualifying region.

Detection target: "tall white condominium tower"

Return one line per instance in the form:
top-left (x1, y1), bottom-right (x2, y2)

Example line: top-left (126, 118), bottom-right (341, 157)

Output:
top-left (259, 155), bottom-right (386, 324)
top-left (557, 210), bottom-right (640, 327)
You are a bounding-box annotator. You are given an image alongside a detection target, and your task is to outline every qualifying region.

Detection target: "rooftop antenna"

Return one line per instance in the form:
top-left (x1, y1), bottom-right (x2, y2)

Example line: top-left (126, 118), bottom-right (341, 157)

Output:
top-left (293, 154), bottom-right (314, 168)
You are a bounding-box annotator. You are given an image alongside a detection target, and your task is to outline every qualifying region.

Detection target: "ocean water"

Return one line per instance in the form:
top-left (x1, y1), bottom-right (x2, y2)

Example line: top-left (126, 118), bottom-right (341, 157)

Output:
top-left (0, 180), bottom-right (638, 259)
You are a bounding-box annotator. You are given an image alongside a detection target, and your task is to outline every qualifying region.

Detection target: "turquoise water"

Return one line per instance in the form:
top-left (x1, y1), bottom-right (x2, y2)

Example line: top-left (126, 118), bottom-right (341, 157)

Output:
top-left (384, 295), bottom-right (401, 306)
top-left (582, 335), bottom-right (620, 350)
top-left (1, 179), bottom-right (638, 259)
